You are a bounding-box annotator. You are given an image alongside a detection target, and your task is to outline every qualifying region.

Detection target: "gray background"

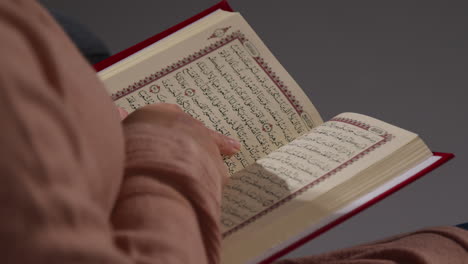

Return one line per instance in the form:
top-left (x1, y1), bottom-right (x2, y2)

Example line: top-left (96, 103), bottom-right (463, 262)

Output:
top-left (41, 0), bottom-right (467, 260)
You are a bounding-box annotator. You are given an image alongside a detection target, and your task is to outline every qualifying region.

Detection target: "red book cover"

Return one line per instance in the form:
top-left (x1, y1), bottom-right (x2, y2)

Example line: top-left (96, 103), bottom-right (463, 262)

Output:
top-left (258, 152), bottom-right (454, 263)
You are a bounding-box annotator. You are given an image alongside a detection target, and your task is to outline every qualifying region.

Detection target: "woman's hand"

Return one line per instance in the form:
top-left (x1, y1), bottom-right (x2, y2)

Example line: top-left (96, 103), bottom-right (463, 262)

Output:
top-left (123, 103), bottom-right (240, 155)
top-left (121, 103), bottom-right (240, 183)
top-left (114, 103), bottom-right (238, 263)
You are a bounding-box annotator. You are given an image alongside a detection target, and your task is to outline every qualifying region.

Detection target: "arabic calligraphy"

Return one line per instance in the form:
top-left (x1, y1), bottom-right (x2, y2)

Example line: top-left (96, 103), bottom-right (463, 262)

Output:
top-left (115, 38), bottom-right (311, 173)
top-left (220, 119), bottom-right (385, 233)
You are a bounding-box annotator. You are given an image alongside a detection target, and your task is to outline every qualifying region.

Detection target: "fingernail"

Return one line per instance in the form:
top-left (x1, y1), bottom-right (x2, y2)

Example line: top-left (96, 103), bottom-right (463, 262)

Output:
top-left (118, 107), bottom-right (128, 120)
top-left (227, 138), bottom-right (241, 151)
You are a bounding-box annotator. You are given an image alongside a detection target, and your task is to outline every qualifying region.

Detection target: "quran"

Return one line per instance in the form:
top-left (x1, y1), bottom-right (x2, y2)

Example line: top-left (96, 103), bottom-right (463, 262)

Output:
top-left (95, 1), bottom-right (453, 263)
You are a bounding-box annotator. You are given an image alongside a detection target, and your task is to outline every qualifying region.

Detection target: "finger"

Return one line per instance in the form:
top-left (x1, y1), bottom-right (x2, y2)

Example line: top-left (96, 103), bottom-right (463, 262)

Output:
top-left (117, 107), bottom-right (129, 120)
top-left (208, 129), bottom-right (241, 156)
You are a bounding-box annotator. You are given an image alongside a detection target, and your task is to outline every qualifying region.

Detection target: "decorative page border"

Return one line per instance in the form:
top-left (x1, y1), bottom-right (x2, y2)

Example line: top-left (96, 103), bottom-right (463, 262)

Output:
top-left (222, 117), bottom-right (394, 237)
top-left (111, 31), bottom-right (304, 115)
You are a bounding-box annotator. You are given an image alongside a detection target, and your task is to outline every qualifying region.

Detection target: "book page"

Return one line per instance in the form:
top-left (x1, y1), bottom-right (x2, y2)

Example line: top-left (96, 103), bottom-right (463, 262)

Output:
top-left (221, 112), bottom-right (432, 264)
top-left (99, 11), bottom-right (323, 174)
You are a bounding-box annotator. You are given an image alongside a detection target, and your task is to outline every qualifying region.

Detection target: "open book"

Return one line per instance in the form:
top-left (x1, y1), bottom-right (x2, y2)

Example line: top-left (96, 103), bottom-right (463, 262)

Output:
top-left (95, 1), bottom-right (454, 263)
